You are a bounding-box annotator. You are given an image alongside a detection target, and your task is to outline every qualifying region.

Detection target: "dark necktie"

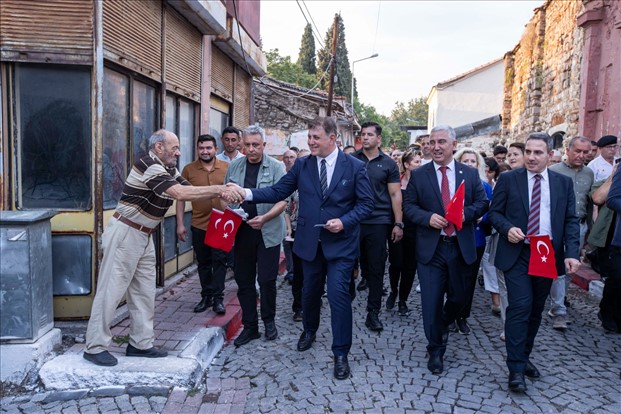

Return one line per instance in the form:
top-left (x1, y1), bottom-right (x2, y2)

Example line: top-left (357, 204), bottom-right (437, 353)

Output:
top-left (440, 166), bottom-right (455, 236)
top-left (320, 159), bottom-right (327, 197)
top-left (527, 174), bottom-right (543, 236)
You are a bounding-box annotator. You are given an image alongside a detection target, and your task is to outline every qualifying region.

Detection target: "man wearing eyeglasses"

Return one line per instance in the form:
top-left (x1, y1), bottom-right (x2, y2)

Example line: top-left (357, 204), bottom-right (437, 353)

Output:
top-left (588, 135), bottom-right (619, 182)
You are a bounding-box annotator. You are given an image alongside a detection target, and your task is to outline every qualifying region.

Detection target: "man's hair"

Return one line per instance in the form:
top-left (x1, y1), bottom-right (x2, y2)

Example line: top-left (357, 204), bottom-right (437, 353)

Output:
top-left (360, 121), bottom-right (382, 135)
top-left (242, 125), bottom-right (265, 142)
top-left (308, 116), bottom-right (338, 137)
top-left (493, 145), bottom-right (508, 155)
top-left (591, 140), bottom-right (598, 146)
top-left (343, 145), bottom-right (356, 152)
top-left (526, 132), bottom-right (553, 152)
top-left (509, 142), bottom-right (525, 154)
top-left (415, 134), bottom-right (430, 142)
top-left (567, 135), bottom-right (591, 149)
top-left (289, 146), bottom-right (299, 153)
top-left (197, 134), bottom-right (217, 147)
top-left (430, 125), bottom-right (456, 141)
top-left (222, 126), bottom-right (241, 137)
top-left (148, 129), bottom-right (169, 149)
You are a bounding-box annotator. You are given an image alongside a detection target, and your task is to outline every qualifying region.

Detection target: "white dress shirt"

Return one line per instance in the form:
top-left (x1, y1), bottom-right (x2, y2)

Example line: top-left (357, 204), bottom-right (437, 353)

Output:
top-left (587, 155), bottom-right (613, 182)
top-left (316, 146), bottom-right (339, 189)
top-left (527, 169), bottom-right (552, 239)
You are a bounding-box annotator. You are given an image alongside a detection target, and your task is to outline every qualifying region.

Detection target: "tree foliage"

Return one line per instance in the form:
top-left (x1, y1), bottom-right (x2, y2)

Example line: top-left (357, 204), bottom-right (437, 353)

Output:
top-left (297, 24), bottom-right (316, 75)
top-left (265, 49), bottom-right (317, 89)
top-left (391, 97), bottom-right (429, 126)
top-left (317, 14), bottom-right (352, 98)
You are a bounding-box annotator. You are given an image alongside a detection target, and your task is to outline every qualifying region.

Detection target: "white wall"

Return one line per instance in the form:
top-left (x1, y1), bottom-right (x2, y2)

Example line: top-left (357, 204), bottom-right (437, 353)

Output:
top-left (427, 60), bottom-right (504, 130)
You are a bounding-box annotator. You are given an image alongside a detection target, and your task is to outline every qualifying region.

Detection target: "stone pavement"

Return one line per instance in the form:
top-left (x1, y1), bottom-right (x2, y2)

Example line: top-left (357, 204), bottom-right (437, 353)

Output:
top-left (2, 267), bottom-right (620, 413)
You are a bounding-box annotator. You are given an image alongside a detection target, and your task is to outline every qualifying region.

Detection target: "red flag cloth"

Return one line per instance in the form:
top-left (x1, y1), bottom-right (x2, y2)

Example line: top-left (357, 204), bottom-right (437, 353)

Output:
top-left (204, 208), bottom-right (243, 252)
top-left (527, 235), bottom-right (558, 279)
top-left (445, 181), bottom-right (465, 231)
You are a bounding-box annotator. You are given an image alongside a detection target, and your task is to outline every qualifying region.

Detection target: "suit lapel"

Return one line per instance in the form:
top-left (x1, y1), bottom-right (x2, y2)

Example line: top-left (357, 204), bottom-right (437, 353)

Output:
top-left (454, 161), bottom-right (466, 191)
top-left (548, 170), bottom-right (558, 218)
top-left (324, 151), bottom-right (346, 200)
top-left (425, 163), bottom-right (444, 208)
top-left (518, 169), bottom-right (529, 215)
top-left (308, 155), bottom-right (323, 199)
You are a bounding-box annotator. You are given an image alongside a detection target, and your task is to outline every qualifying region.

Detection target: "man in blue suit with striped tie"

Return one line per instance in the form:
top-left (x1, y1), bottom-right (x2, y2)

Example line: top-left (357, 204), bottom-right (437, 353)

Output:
top-left (232, 117), bottom-right (374, 379)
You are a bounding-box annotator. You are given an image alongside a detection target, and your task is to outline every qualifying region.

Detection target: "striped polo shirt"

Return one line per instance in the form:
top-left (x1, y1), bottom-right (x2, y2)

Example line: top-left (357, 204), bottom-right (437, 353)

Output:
top-left (116, 151), bottom-right (190, 229)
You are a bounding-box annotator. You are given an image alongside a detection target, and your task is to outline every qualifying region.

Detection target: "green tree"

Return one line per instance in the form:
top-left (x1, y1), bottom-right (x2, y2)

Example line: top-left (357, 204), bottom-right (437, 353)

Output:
top-left (297, 24), bottom-right (316, 75)
top-left (265, 49), bottom-right (317, 89)
top-left (317, 14), bottom-right (352, 98)
top-left (390, 97), bottom-right (429, 126)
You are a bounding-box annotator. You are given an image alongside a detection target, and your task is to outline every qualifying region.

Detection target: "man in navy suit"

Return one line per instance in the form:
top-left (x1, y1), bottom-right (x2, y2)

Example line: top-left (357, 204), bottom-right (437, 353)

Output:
top-left (403, 125), bottom-right (489, 375)
top-left (606, 161), bottom-right (621, 381)
top-left (232, 116), bottom-right (374, 379)
top-left (489, 132), bottom-right (580, 393)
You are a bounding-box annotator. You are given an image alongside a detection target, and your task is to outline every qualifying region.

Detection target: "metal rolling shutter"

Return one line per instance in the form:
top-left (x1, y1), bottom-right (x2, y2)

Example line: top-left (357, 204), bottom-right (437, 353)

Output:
top-left (103, 0), bottom-right (161, 82)
top-left (211, 46), bottom-right (234, 101)
top-left (233, 66), bottom-right (251, 127)
top-left (0, 0), bottom-right (94, 64)
top-left (165, 8), bottom-right (201, 102)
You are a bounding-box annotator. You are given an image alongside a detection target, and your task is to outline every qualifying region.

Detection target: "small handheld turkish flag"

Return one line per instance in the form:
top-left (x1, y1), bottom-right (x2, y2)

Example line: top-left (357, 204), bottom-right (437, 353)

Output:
top-left (527, 234), bottom-right (558, 279)
top-left (204, 208), bottom-right (243, 252)
top-left (445, 180), bottom-right (465, 231)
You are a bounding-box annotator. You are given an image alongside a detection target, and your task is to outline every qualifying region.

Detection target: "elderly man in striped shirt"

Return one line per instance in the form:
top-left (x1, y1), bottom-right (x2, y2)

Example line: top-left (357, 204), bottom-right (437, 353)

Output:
top-left (83, 129), bottom-right (241, 367)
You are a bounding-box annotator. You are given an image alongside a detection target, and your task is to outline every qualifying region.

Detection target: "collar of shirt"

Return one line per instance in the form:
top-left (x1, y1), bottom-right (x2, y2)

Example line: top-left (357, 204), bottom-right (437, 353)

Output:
top-left (433, 158), bottom-right (456, 173)
top-left (317, 146), bottom-right (339, 167)
top-left (527, 168), bottom-right (549, 182)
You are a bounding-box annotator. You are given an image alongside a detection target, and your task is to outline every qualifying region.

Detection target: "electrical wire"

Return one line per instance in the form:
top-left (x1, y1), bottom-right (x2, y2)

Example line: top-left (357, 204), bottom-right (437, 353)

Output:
top-left (301, 0), bottom-right (325, 49)
top-left (231, 0), bottom-right (254, 78)
top-left (296, 0), bottom-right (325, 49)
top-left (372, 1), bottom-right (381, 53)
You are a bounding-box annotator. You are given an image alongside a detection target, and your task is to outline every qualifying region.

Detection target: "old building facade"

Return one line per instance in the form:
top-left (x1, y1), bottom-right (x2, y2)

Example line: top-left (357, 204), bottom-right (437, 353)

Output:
top-left (0, 0), bottom-right (265, 318)
top-left (502, 0), bottom-right (620, 146)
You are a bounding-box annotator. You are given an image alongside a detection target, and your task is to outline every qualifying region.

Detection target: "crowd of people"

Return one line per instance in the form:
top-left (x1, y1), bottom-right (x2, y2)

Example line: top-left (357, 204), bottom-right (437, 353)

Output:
top-left (82, 119), bottom-right (621, 392)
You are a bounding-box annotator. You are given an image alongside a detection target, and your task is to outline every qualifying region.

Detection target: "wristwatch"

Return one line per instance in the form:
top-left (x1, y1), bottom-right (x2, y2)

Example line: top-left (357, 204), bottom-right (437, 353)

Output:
top-left (394, 222), bottom-right (404, 229)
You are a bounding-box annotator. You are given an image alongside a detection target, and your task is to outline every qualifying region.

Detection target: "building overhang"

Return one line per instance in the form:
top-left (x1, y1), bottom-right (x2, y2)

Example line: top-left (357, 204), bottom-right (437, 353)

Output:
top-left (167, 0), bottom-right (228, 35)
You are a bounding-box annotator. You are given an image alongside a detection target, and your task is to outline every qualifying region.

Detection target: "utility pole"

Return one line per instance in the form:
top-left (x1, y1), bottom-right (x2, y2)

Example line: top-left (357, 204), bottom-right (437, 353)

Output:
top-left (326, 14), bottom-right (338, 117)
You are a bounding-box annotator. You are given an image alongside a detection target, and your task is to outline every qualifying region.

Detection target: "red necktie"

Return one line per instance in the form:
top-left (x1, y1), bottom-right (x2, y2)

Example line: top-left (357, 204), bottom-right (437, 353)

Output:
top-left (526, 174), bottom-right (542, 236)
top-left (440, 166), bottom-right (455, 236)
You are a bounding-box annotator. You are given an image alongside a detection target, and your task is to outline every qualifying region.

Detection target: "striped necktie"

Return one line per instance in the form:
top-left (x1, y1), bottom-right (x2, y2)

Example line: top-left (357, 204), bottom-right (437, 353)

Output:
top-left (526, 174), bottom-right (543, 236)
top-left (320, 159), bottom-right (327, 197)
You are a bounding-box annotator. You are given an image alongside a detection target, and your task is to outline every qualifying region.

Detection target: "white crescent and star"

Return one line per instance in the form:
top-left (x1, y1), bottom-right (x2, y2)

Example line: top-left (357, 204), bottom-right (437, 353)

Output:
top-left (536, 240), bottom-right (550, 262)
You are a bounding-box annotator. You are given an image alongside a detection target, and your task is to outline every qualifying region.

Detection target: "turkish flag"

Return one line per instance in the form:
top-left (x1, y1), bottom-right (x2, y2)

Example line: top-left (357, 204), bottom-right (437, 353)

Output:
top-left (445, 181), bottom-right (465, 231)
top-left (527, 235), bottom-right (558, 279)
top-left (204, 208), bottom-right (243, 252)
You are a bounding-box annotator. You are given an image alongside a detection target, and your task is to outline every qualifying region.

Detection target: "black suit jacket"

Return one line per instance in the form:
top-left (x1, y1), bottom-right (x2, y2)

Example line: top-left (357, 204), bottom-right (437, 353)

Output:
top-left (403, 160), bottom-right (489, 265)
top-left (488, 168), bottom-right (580, 275)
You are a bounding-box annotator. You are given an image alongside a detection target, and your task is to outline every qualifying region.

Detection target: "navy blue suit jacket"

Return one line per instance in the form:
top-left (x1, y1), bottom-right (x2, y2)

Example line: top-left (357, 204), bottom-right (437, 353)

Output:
top-left (489, 168), bottom-right (580, 275)
top-left (403, 160), bottom-right (489, 265)
top-left (605, 164), bottom-right (621, 247)
top-left (251, 151), bottom-right (375, 262)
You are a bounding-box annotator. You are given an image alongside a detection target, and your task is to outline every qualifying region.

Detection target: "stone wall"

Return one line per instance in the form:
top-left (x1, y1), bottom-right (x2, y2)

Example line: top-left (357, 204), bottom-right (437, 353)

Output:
top-left (503, 0), bottom-right (585, 143)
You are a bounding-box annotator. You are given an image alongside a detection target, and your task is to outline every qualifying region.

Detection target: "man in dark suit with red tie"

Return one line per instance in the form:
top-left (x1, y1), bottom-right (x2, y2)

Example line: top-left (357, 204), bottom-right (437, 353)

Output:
top-left (489, 132), bottom-right (580, 393)
top-left (233, 117), bottom-right (374, 379)
top-left (403, 125), bottom-right (489, 375)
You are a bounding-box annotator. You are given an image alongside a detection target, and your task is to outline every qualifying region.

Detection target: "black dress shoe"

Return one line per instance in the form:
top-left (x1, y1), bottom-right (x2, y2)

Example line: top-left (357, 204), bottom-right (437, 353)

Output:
top-left (456, 318), bottom-right (471, 335)
top-left (398, 301), bottom-right (409, 316)
top-left (508, 372), bottom-right (527, 392)
top-left (524, 361), bottom-right (541, 379)
top-left (334, 355), bottom-right (350, 380)
top-left (365, 311), bottom-right (383, 332)
top-left (83, 351), bottom-right (118, 366)
top-left (194, 297), bottom-right (212, 313)
top-left (297, 331), bottom-right (316, 351)
top-left (234, 327), bottom-right (260, 347)
top-left (356, 278), bottom-right (368, 291)
top-left (386, 292), bottom-right (397, 310)
top-left (264, 321), bottom-right (278, 340)
top-left (126, 343), bottom-right (168, 358)
top-left (292, 310), bottom-right (303, 322)
top-left (212, 299), bottom-right (226, 315)
top-left (427, 354), bottom-right (443, 374)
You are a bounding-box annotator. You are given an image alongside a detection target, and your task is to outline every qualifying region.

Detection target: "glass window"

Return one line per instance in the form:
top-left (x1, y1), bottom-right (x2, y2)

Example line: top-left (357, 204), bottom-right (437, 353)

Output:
top-left (52, 235), bottom-right (92, 296)
top-left (209, 107), bottom-right (230, 152)
top-left (179, 211), bottom-right (193, 254)
top-left (163, 215), bottom-right (177, 262)
top-left (178, 100), bottom-right (194, 171)
top-left (16, 64), bottom-right (92, 210)
top-left (103, 68), bottom-right (129, 209)
top-left (132, 81), bottom-right (157, 162)
top-left (165, 95), bottom-right (176, 133)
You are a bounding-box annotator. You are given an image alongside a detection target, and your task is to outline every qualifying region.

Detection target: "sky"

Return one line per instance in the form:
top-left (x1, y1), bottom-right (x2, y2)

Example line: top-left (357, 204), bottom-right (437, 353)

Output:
top-left (260, 0), bottom-right (543, 116)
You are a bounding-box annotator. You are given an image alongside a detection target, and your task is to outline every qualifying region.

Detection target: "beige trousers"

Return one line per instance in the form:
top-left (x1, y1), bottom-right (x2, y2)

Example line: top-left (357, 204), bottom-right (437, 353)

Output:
top-left (85, 217), bottom-right (156, 354)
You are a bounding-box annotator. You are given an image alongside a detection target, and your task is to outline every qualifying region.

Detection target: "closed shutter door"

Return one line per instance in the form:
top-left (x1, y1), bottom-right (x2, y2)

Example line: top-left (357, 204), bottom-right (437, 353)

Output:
top-left (0, 0), bottom-right (94, 64)
top-left (165, 8), bottom-right (201, 102)
top-left (211, 46), bottom-right (234, 101)
top-left (103, 0), bottom-right (161, 82)
top-left (233, 66), bottom-right (251, 127)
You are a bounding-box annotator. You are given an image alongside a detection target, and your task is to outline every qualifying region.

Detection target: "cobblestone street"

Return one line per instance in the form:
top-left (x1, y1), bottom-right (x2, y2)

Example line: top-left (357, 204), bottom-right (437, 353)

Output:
top-left (1, 272), bottom-right (620, 413)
